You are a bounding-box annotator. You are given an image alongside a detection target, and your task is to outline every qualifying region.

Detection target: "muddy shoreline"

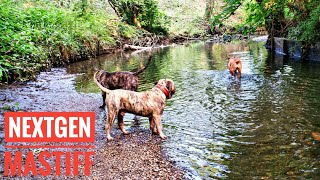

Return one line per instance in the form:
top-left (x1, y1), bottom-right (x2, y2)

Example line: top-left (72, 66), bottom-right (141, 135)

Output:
top-left (0, 68), bottom-right (183, 179)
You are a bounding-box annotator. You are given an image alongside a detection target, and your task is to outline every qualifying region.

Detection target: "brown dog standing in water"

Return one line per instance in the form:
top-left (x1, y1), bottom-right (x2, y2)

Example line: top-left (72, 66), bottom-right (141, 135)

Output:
top-left (94, 71), bottom-right (176, 141)
top-left (95, 56), bottom-right (152, 108)
top-left (228, 56), bottom-right (242, 78)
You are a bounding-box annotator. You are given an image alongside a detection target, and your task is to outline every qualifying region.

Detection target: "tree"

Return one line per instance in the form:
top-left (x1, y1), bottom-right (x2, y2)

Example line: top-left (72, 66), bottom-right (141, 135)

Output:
top-left (108, 0), bottom-right (169, 34)
top-left (211, 0), bottom-right (320, 47)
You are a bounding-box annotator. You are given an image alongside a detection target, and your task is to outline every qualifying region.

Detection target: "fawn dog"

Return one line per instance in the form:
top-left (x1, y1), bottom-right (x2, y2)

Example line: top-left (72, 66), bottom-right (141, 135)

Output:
top-left (94, 72), bottom-right (176, 141)
top-left (228, 56), bottom-right (242, 78)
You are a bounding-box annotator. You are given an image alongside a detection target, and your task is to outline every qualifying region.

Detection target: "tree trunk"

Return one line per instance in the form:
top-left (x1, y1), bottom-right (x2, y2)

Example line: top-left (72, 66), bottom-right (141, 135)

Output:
top-left (205, 0), bottom-right (215, 21)
top-left (107, 0), bottom-right (121, 17)
top-left (265, 9), bottom-right (287, 50)
top-left (133, 5), bottom-right (142, 29)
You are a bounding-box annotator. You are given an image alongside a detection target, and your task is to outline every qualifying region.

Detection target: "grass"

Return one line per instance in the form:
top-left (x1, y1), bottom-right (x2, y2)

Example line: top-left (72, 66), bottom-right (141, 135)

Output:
top-left (0, 0), bottom-right (142, 82)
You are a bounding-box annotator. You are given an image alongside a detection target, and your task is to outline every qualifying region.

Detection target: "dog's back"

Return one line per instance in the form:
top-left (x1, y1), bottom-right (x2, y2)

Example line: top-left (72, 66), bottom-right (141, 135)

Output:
top-left (97, 70), bottom-right (139, 91)
top-left (97, 56), bottom-right (152, 91)
top-left (96, 70), bottom-right (139, 108)
top-left (96, 56), bottom-right (153, 107)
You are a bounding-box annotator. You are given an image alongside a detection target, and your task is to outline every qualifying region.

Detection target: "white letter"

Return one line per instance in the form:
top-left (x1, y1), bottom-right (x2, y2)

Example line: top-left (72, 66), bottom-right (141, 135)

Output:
top-left (44, 117), bottom-right (54, 138)
top-left (79, 117), bottom-right (90, 138)
top-left (22, 117), bottom-right (31, 138)
top-left (55, 117), bottom-right (67, 138)
top-left (32, 117), bottom-right (43, 137)
top-left (69, 117), bottom-right (78, 138)
top-left (9, 117), bottom-right (20, 137)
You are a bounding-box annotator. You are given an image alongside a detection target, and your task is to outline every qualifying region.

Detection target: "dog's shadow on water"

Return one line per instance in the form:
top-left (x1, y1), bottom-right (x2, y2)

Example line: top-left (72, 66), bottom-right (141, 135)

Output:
top-left (226, 76), bottom-right (242, 92)
top-left (226, 73), bottom-right (265, 93)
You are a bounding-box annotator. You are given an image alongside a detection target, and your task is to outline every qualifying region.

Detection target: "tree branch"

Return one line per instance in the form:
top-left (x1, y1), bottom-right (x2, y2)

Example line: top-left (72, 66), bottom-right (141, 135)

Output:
top-left (107, 0), bottom-right (121, 17)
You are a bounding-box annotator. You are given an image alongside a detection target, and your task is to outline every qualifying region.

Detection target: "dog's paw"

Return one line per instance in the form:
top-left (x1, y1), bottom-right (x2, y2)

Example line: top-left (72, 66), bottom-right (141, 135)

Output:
top-left (159, 134), bottom-right (167, 139)
top-left (151, 130), bottom-right (159, 135)
top-left (107, 136), bottom-right (114, 141)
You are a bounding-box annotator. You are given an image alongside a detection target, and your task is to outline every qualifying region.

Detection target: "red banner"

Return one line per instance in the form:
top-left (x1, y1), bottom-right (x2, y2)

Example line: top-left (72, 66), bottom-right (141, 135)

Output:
top-left (4, 112), bottom-right (95, 142)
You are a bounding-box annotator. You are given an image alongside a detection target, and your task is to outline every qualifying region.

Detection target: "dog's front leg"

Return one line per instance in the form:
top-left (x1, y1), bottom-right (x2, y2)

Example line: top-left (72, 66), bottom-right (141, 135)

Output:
top-left (106, 109), bottom-right (116, 141)
top-left (149, 117), bottom-right (158, 134)
top-left (230, 70), bottom-right (235, 77)
top-left (118, 111), bottom-right (129, 135)
top-left (153, 115), bottom-right (167, 139)
top-left (237, 69), bottom-right (241, 79)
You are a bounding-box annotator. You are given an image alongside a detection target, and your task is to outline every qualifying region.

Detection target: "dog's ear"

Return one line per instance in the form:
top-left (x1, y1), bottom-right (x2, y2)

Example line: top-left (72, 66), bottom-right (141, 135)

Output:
top-left (166, 80), bottom-right (176, 99)
top-left (154, 80), bottom-right (159, 85)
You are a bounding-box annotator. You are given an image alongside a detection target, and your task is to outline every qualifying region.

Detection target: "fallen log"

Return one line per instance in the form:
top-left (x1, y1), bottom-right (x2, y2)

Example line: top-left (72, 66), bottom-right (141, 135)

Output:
top-left (123, 44), bottom-right (152, 51)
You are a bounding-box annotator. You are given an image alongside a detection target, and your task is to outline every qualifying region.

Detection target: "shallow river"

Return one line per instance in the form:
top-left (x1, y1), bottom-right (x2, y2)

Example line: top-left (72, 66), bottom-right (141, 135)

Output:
top-left (68, 40), bottom-right (320, 179)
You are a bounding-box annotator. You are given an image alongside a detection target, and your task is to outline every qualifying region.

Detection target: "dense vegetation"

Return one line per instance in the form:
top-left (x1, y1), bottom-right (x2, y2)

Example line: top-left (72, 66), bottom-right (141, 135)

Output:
top-left (1, 0), bottom-right (319, 82)
top-left (212, 0), bottom-right (320, 44)
top-left (108, 0), bottom-right (169, 34)
top-left (0, 0), bottom-right (144, 81)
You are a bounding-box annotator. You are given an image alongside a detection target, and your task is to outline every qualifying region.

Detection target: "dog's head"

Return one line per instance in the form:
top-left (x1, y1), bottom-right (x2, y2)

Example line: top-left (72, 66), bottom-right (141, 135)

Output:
top-left (155, 79), bottom-right (176, 99)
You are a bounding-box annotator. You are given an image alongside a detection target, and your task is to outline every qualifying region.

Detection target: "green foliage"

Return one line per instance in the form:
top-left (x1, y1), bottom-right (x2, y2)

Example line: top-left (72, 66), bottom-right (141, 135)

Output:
top-left (212, 0), bottom-right (320, 43)
top-left (211, 0), bottom-right (242, 28)
top-left (139, 0), bottom-right (169, 34)
top-left (118, 23), bottom-right (141, 39)
top-left (108, 0), bottom-right (169, 34)
top-left (0, 0), bottom-right (141, 81)
top-left (237, 0), bottom-right (265, 34)
top-left (183, 17), bottom-right (207, 37)
top-left (288, 2), bottom-right (320, 42)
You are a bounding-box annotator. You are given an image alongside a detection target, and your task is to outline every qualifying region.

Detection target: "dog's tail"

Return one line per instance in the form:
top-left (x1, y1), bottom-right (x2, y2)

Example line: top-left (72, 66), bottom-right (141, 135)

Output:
top-left (133, 56), bottom-right (153, 76)
top-left (94, 71), bottom-right (111, 94)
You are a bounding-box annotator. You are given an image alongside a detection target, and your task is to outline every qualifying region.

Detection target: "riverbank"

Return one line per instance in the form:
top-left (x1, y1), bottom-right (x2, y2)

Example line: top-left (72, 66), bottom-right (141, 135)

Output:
top-left (0, 1), bottom-right (157, 82)
top-left (0, 68), bottom-right (183, 178)
top-left (0, 0), bottom-right (256, 83)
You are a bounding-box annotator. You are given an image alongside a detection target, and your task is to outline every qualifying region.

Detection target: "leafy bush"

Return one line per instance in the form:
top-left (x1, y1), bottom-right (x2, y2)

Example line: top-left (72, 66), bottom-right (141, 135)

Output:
top-left (288, 2), bottom-right (320, 42)
top-left (138, 0), bottom-right (169, 35)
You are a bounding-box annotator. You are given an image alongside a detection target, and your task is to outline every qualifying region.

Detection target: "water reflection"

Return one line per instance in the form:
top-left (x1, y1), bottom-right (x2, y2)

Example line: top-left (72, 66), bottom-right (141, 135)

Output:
top-left (68, 41), bottom-right (320, 179)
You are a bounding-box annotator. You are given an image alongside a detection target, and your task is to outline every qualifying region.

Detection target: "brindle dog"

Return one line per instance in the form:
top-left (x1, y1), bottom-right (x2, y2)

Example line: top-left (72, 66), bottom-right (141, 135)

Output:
top-left (95, 56), bottom-right (152, 108)
top-left (227, 56), bottom-right (242, 78)
top-left (94, 71), bottom-right (176, 141)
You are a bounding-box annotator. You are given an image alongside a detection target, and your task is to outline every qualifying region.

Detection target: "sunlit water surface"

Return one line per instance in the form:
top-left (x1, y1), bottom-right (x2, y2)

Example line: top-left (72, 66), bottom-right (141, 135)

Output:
top-left (68, 41), bottom-right (320, 179)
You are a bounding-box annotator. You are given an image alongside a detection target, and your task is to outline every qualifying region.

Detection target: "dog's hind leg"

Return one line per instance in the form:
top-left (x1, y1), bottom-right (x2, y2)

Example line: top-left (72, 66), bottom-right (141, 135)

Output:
top-left (149, 117), bottom-right (158, 134)
top-left (106, 108), bottom-right (117, 141)
top-left (153, 116), bottom-right (167, 139)
top-left (118, 111), bottom-right (129, 135)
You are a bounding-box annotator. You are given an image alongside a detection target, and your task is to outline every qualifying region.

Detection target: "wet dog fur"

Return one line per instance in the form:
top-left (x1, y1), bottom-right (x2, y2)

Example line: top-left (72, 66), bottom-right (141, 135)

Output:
top-left (228, 56), bottom-right (242, 78)
top-left (94, 72), bottom-right (176, 141)
top-left (95, 56), bottom-right (152, 108)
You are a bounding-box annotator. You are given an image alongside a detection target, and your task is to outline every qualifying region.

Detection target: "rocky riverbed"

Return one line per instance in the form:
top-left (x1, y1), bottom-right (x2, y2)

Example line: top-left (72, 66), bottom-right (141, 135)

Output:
top-left (0, 68), bottom-right (183, 179)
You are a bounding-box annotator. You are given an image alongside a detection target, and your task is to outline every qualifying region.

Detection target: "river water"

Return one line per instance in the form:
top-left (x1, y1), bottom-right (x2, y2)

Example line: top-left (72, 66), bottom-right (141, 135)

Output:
top-left (67, 40), bottom-right (320, 179)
